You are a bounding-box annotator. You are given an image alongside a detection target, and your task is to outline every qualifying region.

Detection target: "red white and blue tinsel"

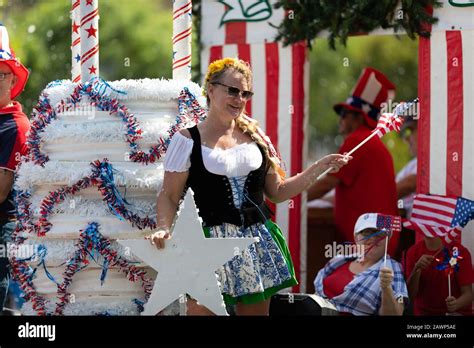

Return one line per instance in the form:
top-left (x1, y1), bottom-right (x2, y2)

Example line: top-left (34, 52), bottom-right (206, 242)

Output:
top-left (26, 77), bottom-right (206, 166)
top-left (14, 159), bottom-right (157, 238)
top-left (55, 222), bottom-right (153, 315)
top-left (11, 77), bottom-right (206, 315)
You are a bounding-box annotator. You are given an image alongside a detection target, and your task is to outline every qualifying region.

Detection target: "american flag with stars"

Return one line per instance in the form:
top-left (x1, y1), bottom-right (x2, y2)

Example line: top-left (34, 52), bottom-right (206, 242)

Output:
top-left (376, 214), bottom-right (402, 233)
top-left (403, 194), bottom-right (474, 244)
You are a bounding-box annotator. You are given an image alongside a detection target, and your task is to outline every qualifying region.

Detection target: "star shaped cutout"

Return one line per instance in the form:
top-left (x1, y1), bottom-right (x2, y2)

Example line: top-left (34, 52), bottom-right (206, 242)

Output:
top-left (86, 0), bottom-right (94, 5)
top-left (74, 54), bottom-right (81, 62)
top-left (88, 65), bottom-right (97, 74)
top-left (119, 190), bottom-right (257, 315)
top-left (85, 24), bottom-right (97, 38)
top-left (72, 21), bottom-right (80, 34)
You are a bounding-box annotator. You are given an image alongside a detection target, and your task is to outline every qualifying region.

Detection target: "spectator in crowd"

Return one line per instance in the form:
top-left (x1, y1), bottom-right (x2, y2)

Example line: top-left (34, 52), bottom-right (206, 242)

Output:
top-left (405, 235), bottom-right (473, 315)
top-left (314, 213), bottom-right (408, 315)
top-left (0, 24), bottom-right (30, 314)
top-left (308, 68), bottom-right (400, 257)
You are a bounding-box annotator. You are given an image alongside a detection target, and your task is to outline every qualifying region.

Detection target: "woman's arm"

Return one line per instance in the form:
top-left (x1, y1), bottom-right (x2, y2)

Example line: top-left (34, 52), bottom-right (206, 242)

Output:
top-left (264, 154), bottom-right (349, 203)
top-left (150, 170), bottom-right (189, 248)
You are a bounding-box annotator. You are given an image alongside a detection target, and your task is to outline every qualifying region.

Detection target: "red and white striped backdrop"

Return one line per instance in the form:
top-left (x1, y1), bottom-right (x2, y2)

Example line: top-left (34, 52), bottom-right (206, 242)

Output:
top-left (418, 29), bottom-right (474, 262)
top-left (200, 1), bottom-right (309, 291)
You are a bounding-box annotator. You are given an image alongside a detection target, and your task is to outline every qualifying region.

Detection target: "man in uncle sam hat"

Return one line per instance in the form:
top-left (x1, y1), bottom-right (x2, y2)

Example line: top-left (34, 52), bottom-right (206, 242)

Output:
top-left (0, 23), bottom-right (30, 313)
top-left (309, 67), bottom-right (401, 258)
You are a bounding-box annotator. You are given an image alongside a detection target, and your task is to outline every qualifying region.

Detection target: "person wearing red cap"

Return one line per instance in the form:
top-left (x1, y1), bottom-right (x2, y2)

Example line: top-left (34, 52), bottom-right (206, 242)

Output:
top-left (0, 24), bottom-right (30, 313)
top-left (308, 68), bottom-right (400, 258)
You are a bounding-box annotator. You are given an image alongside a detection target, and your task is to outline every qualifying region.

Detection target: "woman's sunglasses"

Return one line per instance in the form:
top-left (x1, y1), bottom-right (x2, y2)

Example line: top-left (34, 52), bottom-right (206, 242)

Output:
top-left (211, 82), bottom-right (254, 100)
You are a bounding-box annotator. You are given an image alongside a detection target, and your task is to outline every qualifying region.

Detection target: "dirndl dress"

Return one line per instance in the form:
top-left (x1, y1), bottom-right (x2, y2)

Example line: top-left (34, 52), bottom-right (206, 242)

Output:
top-left (164, 131), bottom-right (298, 305)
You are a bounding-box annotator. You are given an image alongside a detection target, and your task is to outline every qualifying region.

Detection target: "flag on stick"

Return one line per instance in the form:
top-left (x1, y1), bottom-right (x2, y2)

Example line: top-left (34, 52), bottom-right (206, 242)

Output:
top-left (403, 194), bottom-right (474, 243)
top-left (316, 99), bottom-right (418, 180)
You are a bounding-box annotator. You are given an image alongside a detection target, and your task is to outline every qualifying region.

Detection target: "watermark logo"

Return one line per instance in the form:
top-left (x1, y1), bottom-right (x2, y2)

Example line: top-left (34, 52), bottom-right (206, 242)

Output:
top-left (18, 323), bottom-right (56, 341)
top-left (56, 102), bottom-right (97, 119)
top-left (380, 99), bottom-right (419, 119)
top-left (1, 244), bottom-right (40, 261)
top-left (324, 242), bottom-right (365, 260)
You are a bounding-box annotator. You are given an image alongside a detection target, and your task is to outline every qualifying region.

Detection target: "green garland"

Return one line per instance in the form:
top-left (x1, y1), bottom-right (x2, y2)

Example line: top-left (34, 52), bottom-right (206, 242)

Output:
top-left (273, 0), bottom-right (443, 49)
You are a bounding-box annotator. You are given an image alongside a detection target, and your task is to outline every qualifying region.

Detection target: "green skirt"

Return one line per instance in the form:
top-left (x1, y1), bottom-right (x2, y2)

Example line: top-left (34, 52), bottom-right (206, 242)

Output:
top-left (203, 219), bottom-right (298, 305)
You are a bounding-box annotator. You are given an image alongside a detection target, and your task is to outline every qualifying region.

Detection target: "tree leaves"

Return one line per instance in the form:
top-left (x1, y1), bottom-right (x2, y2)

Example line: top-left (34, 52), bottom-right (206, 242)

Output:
top-left (273, 0), bottom-right (443, 50)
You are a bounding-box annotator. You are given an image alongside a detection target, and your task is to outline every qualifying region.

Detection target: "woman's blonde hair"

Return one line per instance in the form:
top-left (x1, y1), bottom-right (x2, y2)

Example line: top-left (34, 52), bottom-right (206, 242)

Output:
top-left (203, 58), bottom-right (285, 178)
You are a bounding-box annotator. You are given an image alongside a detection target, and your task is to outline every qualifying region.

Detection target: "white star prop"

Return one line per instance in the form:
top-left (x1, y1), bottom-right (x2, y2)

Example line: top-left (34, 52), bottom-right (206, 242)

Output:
top-left (118, 190), bottom-right (258, 315)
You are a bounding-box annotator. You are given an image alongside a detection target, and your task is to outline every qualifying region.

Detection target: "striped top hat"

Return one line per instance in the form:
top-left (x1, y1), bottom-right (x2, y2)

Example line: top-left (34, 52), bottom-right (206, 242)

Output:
top-left (334, 67), bottom-right (396, 129)
top-left (0, 23), bottom-right (29, 99)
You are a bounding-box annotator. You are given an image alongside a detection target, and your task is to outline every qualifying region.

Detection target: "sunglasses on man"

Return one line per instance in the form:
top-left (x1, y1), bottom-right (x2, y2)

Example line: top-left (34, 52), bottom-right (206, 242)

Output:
top-left (211, 82), bottom-right (254, 100)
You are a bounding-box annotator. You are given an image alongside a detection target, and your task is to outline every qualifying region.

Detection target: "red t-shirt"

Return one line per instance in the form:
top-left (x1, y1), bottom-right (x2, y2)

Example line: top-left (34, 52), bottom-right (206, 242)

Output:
top-left (322, 261), bottom-right (355, 299)
top-left (0, 102), bottom-right (30, 215)
top-left (405, 240), bottom-right (473, 315)
top-left (331, 124), bottom-right (399, 256)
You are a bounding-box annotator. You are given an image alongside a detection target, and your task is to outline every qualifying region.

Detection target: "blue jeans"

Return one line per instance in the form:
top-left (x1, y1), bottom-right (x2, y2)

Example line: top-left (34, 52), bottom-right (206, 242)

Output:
top-left (0, 221), bottom-right (15, 312)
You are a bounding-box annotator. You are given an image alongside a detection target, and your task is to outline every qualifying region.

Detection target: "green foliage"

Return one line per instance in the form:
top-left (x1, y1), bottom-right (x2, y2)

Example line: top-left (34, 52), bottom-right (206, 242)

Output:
top-left (308, 34), bottom-right (418, 171)
top-left (273, 0), bottom-right (443, 49)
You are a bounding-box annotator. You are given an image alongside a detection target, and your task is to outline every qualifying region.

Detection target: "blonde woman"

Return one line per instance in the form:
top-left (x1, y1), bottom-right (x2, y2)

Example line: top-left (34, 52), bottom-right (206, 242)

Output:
top-left (149, 58), bottom-right (351, 315)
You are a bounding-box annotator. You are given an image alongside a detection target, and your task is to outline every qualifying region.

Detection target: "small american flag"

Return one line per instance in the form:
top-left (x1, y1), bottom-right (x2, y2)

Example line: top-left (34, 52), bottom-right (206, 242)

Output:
top-left (403, 194), bottom-right (474, 243)
top-left (376, 214), bottom-right (402, 232)
top-left (374, 113), bottom-right (404, 137)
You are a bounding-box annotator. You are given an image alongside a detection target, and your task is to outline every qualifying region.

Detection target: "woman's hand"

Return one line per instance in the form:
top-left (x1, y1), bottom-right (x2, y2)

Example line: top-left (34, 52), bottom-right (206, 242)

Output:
top-left (317, 154), bottom-right (352, 174)
top-left (146, 229), bottom-right (171, 249)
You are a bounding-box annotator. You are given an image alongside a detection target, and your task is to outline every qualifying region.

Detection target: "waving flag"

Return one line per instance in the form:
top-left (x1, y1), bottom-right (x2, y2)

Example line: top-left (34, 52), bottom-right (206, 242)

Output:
top-left (403, 194), bottom-right (474, 243)
top-left (377, 214), bottom-right (402, 233)
top-left (417, 23), bottom-right (474, 257)
top-left (374, 113), bottom-right (404, 137)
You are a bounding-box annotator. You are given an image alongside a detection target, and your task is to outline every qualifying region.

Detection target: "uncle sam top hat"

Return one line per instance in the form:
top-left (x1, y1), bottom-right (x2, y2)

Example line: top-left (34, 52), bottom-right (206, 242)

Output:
top-left (334, 67), bottom-right (396, 129)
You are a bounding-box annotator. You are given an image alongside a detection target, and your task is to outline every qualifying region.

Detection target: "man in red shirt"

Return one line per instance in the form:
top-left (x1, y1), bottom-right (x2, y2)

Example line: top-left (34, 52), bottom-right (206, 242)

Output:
top-left (309, 68), bottom-right (399, 257)
top-left (405, 236), bottom-right (473, 315)
top-left (0, 24), bottom-right (30, 313)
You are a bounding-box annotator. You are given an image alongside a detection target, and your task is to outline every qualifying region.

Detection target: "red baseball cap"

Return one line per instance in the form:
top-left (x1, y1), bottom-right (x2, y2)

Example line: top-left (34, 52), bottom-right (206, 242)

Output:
top-left (0, 24), bottom-right (29, 99)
